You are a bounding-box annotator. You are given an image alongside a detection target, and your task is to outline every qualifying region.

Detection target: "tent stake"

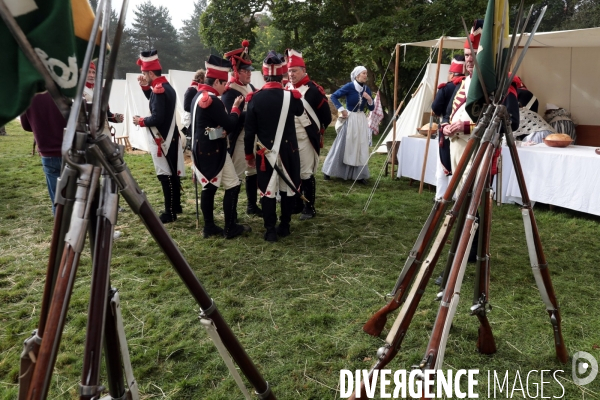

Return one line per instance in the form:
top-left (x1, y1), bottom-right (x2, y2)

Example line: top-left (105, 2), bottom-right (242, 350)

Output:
top-left (419, 37), bottom-right (444, 194)
top-left (390, 43), bottom-right (400, 179)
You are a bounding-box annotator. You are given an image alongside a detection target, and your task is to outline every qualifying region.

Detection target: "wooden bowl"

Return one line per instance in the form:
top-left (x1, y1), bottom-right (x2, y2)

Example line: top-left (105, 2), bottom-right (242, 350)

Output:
top-left (543, 138), bottom-right (573, 148)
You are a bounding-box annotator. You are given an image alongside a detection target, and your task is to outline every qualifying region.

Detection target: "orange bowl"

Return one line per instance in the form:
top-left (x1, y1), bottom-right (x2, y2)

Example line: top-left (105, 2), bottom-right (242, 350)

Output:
top-left (543, 138), bottom-right (573, 148)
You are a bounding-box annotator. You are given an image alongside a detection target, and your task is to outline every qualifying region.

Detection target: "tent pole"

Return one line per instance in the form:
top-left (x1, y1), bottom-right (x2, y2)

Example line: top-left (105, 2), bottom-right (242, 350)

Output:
top-left (391, 43), bottom-right (400, 179)
top-left (418, 37), bottom-right (444, 194)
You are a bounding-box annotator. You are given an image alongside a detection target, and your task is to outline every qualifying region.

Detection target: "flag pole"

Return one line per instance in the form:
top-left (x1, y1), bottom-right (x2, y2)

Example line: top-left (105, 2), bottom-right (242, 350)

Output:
top-left (418, 37), bottom-right (444, 194)
top-left (391, 43), bottom-right (400, 179)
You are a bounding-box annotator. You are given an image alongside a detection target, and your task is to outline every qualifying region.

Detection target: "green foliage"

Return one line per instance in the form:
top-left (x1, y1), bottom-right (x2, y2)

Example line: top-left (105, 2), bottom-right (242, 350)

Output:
top-left (200, 0), bottom-right (266, 54)
top-left (251, 15), bottom-right (284, 66)
top-left (179, 0), bottom-right (214, 71)
top-left (129, 1), bottom-right (182, 71)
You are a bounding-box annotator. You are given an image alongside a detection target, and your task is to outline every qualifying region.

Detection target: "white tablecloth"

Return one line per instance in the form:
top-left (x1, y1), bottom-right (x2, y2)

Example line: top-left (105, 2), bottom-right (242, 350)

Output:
top-left (397, 138), bottom-right (600, 216)
top-left (396, 136), bottom-right (438, 185)
top-left (499, 143), bottom-right (600, 216)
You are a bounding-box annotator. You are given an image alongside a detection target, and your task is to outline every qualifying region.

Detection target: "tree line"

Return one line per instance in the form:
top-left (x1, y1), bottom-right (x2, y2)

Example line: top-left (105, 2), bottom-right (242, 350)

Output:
top-left (94, 0), bottom-right (600, 123)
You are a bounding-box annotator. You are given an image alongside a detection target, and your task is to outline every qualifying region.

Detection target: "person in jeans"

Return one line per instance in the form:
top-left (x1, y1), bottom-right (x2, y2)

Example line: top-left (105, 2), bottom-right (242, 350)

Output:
top-left (20, 92), bottom-right (65, 215)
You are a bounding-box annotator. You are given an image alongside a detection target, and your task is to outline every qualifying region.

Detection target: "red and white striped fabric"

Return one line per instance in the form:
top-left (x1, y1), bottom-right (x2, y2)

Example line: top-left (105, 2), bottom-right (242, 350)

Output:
top-left (368, 91), bottom-right (383, 135)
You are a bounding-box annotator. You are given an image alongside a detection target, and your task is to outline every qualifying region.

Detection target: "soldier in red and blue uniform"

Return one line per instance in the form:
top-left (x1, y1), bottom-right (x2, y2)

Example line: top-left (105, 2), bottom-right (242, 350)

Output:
top-left (190, 55), bottom-right (252, 239)
top-left (431, 55), bottom-right (466, 193)
top-left (284, 49), bottom-right (332, 220)
top-left (133, 50), bottom-right (184, 224)
top-left (244, 51), bottom-right (305, 242)
top-left (222, 40), bottom-right (262, 218)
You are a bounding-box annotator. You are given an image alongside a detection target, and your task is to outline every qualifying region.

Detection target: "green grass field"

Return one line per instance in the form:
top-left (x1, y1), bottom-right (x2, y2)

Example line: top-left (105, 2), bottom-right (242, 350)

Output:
top-left (1, 120), bottom-right (599, 399)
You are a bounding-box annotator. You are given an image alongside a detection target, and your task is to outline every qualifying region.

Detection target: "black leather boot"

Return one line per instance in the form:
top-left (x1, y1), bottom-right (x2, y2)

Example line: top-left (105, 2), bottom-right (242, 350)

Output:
top-left (173, 176), bottom-right (182, 214)
top-left (299, 176), bottom-right (316, 221)
top-left (245, 175), bottom-right (262, 216)
top-left (261, 196), bottom-right (278, 242)
top-left (223, 185), bottom-right (252, 239)
top-left (277, 191), bottom-right (293, 237)
top-left (200, 184), bottom-right (223, 238)
top-left (158, 175), bottom-right (177, 223)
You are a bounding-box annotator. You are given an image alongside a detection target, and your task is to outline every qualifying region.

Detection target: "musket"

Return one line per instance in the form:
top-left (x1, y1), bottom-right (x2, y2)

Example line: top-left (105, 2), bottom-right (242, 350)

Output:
top-left (256, 142), bottom-right (308, 202)
top-left (503, 113), bottom-right (568, 363)
top-left (194, 172), bottom-right (200, 229)
top-left (27, 160), bottom-right (102, 400)
top-left (470, 171), bottom-right (497, 355)
top-left (418, 114), bottom-right (501, 381)
top-left (362, 104), bottom-right (495, 337)
top-left (351, 108), bottom-right (500, 399)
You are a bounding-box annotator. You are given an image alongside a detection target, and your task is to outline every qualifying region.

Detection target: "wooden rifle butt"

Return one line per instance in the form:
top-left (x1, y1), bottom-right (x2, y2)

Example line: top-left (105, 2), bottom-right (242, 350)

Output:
top-left (549, 310), bottom-right (569, 363)
top-left (555, 340), bottom-right (569, 364)
top-left (363, 305), bottom-right (392, 337)
top-left (476, 315), bottom-right (497, 355)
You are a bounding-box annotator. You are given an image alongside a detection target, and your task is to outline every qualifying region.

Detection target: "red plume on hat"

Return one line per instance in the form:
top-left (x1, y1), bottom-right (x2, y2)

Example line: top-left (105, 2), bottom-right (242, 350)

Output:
top-left (286, 48), bottom-right (305, 69)
top-left (464, 19), bottom-right (484, 50)
top-left (137, 49), bottom-right (162, 71)
top-left (224, 40), bottom-right (253, 74)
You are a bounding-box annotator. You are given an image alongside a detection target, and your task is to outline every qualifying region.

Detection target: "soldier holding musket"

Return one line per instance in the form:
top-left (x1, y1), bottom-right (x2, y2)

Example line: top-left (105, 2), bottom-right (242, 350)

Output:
top-left (133, 50), bottom-right (185, 224)
top-left (244, 51), bottom-right (305, 242)
top-left (191, 55), bottom-right (252, 239)
top-left (222, 40), bottom-right (262, 217)
top-left (285, 49), bottom-right (332, 221)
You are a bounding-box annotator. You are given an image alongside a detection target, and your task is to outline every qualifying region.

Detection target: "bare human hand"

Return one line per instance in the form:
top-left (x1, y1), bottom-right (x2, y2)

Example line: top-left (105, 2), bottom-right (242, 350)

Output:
top-left (247, 157), bottom-right (256, 169)
top-left (450, 120), bottom-right (464, 134)
top-left (233, 95), bottom-right (244, 108)
top-left (137, 75), bottom-right (149, 86)
top-left (442, 124), bottom-right (454, 137)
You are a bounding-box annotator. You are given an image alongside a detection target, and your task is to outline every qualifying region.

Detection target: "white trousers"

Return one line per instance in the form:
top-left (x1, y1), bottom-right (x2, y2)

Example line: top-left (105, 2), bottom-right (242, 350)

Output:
top-left (232, 131), bottom-right (257, 179)
top-left (296, 127), bottom-right (319, 180)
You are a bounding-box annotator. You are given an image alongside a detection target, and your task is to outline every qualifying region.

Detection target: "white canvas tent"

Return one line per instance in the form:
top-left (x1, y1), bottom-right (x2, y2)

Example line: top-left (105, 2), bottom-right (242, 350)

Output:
top-left (400, 27), bottom-right (600, 146)
top-left (377, 62), bottom-right (450, 153)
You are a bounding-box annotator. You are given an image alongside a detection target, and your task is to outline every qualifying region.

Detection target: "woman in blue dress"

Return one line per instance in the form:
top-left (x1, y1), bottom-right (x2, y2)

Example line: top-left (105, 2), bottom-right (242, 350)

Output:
top-left (322, 66), bottom-right (374, 183)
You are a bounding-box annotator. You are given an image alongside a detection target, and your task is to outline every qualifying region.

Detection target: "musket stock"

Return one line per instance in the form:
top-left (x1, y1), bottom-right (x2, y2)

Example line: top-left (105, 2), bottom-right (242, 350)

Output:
top-left (363, 106), bottom-right (496, 338)
top-left (504, 118), bottom-right (568, 364)
top-left (27, 164), bottom-right (101, 400)
top-left (419, 122), bottom-right (499, 377)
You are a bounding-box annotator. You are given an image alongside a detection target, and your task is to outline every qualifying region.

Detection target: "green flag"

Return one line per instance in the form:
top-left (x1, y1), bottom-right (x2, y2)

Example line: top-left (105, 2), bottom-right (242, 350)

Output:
top-left (0, 0), bottom-right (97, 126)
top-left (466, 0), bottom-right (509, 120)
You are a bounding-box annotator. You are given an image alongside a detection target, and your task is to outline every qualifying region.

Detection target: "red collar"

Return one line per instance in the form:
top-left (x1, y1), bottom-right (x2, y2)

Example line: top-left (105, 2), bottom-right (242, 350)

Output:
top-left (197, 84), bottom-right (220, 96)
top-left (151, 76), bottom-right (168, 89)
top-left (190, 81), bottom-right (199, 88)
top-left (452, 76), bottom-right (466, 85)
top-left (262, 82), bottom-right (283, 90)
top-left (85, 82), bottom-right (94, 89)
top-left (293, 74), bottom-right (310, 88)
top-left (228, 75), bottom-right (244, 87)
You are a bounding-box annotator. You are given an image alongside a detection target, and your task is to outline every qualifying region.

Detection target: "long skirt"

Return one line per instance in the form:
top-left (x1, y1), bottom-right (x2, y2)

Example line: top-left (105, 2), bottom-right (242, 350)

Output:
top-left (322, 112), bottom-right (370, 180)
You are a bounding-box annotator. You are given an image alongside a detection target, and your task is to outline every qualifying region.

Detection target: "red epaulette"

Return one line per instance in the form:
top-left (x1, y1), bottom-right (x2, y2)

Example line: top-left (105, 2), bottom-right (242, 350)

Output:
top-left (438, 82), bottom-right (447, 89)
top-left (291, 90), bottom-right (302, 99)
top-left (152, 83), bottom-right (165, 94)
top-left (312, 81), bottom-right (326, 96)
top-left (198, 91), bottom-right (213, 108)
